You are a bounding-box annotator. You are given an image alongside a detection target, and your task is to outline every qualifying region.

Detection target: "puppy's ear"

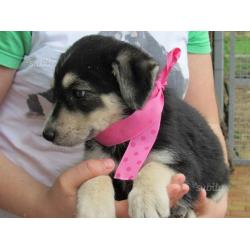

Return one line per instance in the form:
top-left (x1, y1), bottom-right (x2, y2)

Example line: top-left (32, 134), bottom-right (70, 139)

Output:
top-left (112, 49), bottom-right (159, 110)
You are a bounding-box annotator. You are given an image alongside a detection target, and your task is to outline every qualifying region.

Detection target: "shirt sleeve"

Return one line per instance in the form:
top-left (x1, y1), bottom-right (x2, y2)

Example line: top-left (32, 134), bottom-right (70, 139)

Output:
top-left (187, 31), bottom-right (211, 54)
top-left (0, 31), bottom-right (32, 69)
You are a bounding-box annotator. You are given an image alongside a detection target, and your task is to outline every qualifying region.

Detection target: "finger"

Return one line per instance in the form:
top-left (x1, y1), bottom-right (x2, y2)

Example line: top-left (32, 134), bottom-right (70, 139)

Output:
top-left (194, 188), bottom-right (207, 210)
top-left (168, 183), bottom-right (181, 196)
top-left (198, 188), bottom-right (207, 203)
top-left (59, 158), bottom-right (115, 191)
top-left (168, 182), bottom-right (190, 208)
top-left (168, 182), bottom-right (189, 199)
top-left (171, 173), bottom-right (186, 184)
top-left (181, 183), bottom-right (190, 194)
top-left (168, 184), bottom-right (181, 207)
top-left (175, 184), bottom-right (189, 204)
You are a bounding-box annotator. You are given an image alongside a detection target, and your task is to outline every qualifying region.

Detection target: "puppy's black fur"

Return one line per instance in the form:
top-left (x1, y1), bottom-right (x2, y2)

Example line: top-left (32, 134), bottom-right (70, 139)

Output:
top-left (98, 88), bottom-right (229, 204)
top-left (47, 35), bottom-right (229, 216)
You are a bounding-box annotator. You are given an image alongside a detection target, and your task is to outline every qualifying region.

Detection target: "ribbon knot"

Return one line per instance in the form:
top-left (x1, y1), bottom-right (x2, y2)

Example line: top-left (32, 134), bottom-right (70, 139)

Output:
top-left (95, 48), bottom-right (181, 180)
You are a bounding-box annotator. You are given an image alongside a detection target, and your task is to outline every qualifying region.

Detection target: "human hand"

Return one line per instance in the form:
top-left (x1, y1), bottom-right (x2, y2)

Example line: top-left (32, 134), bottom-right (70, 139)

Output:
top-left (39, 158), bottom-right (115, 217)
top-left (194, 188), bottom-right (228, 218)
top-left (167, 173), bottom-right (190, 207)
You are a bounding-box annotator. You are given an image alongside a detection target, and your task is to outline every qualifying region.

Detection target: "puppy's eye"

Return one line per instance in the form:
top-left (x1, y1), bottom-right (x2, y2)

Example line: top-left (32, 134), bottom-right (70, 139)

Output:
top-left (72, 89), bottom-right (86, 98)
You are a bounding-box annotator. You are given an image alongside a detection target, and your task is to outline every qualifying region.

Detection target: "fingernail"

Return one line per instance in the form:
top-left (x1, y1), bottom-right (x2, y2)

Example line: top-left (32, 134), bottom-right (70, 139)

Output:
top-left (182, 184), bottom-right (189, 192)
top-left (103, 159), bottom-right (115, 169)
top-left (178, 174), bottom-right (185, 182)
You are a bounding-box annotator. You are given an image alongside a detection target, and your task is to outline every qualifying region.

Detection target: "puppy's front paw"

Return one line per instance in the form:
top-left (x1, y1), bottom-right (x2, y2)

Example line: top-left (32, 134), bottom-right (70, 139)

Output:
top-left (77, 176), bottom-right (115, 218)
top-left (128, 186), bottom-right (170, 218)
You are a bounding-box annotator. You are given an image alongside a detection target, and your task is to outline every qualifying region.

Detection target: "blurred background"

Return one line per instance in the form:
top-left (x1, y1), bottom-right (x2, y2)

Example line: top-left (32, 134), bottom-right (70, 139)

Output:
top-left (210, 31), bottom-right (250, 217)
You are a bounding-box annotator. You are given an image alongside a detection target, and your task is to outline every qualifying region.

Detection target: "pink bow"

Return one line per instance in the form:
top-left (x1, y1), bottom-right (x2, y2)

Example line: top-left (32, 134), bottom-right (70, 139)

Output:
top-left (95, 48), bottom-right (181, 180)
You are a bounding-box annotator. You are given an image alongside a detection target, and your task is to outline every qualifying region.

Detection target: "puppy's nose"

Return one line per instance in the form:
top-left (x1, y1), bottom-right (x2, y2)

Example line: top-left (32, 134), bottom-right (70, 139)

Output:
top-left (43, 128), bottom-right (56, 142)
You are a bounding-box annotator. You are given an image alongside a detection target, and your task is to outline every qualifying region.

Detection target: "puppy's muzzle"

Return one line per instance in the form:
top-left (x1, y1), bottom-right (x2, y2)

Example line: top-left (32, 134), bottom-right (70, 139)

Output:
top-left (43, 127), bottom-right (56, 142)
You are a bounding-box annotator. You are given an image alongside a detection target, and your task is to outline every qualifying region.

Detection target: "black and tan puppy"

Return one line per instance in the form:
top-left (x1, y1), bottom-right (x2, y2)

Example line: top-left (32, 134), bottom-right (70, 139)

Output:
top-left (43, 35), bottom-right (229, 218)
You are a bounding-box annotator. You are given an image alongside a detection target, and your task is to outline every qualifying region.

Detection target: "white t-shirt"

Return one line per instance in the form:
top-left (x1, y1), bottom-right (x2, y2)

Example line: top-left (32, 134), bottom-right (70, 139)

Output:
top-left (0, 31), bottom-right (189, 217)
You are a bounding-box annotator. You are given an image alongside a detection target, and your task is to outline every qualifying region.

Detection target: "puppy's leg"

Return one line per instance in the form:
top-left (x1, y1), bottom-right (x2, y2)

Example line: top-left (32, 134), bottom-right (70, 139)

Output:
top-left (128, 162), bottom-right (176, 218)
top-left (77, 175), bottom-right (115, 218)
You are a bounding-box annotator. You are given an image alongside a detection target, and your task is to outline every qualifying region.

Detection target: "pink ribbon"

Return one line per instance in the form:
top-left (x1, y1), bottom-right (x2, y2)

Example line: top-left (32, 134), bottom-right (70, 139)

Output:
top-left (95, 48), bottom-right (181, 180)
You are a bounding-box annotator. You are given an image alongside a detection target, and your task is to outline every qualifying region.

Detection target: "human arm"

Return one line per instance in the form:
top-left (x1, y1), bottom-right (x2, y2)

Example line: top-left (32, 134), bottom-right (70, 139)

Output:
top-left (185, 53), bottom-right (228, 163)
top-left (0, 150), bottom-right (116, 217)
top-left (0, 148), bottom-right (188, 217)
top-left (0, 143), bottom-right (188, 218)
top-left (184, 53), bottom-right (229, 217)
top-left (0, 66), bottom-right (16, 104)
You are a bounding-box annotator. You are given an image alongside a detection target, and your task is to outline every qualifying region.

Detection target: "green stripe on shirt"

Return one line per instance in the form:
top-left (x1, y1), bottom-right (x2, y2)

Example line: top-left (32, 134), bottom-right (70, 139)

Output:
top-left (188, 31), bottom-right (211, 54)
top-left (0, 31), bottom-right (32, 69)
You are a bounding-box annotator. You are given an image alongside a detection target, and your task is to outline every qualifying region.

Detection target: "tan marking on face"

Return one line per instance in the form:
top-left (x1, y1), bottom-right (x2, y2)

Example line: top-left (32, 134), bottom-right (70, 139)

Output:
top-left (62, 72), bottom-right (77, 88)
top-left (46, 93), bottom-right (125, 146)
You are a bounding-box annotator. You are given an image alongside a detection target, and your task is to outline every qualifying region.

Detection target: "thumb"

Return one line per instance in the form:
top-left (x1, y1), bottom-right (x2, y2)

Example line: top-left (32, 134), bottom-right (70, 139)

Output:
top-left (59, 158), bottom-right (115, 192)
top-left (194, 188), bottom-right (207, 211)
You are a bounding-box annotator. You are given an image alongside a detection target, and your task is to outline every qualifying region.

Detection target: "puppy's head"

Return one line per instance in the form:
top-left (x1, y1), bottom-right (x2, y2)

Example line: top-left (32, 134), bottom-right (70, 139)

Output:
top-left (43, 35), bottom-right (159, 146)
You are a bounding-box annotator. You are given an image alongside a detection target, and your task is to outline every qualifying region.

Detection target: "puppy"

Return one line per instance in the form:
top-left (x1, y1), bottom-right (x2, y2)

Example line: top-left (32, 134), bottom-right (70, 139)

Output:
top-left (43, 35), bottom-right (229, 218)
